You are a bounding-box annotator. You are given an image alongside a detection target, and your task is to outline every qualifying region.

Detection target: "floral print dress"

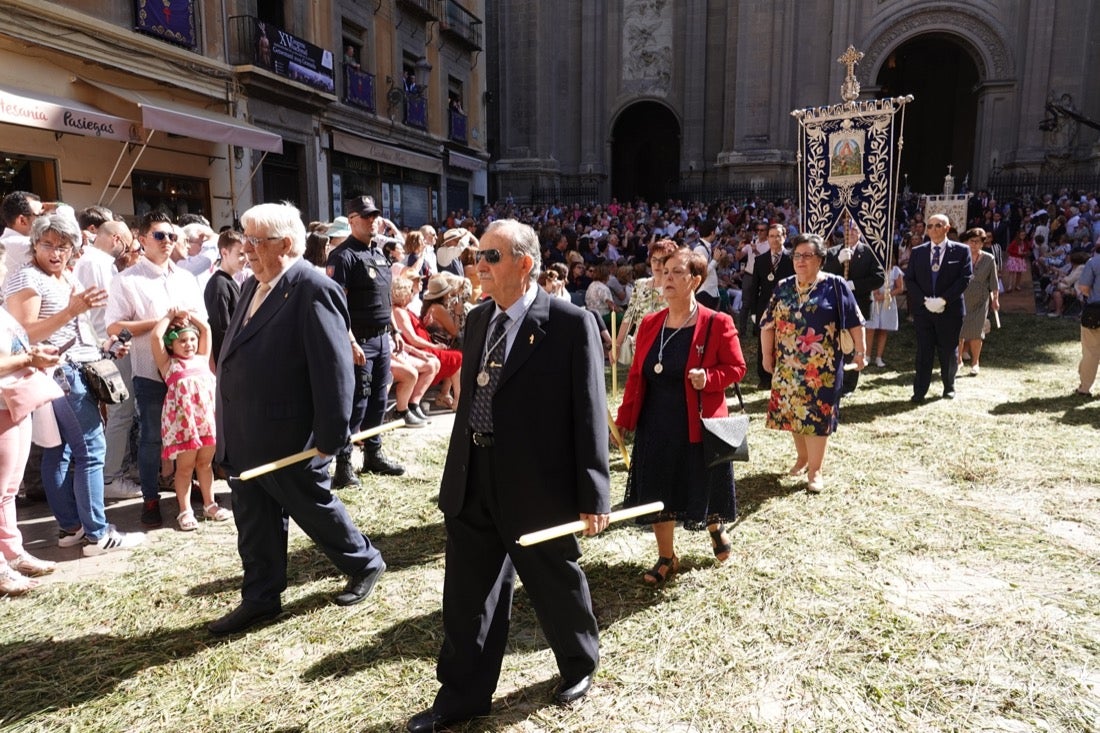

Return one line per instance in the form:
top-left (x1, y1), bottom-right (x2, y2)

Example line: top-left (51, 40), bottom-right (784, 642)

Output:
top-left (760, 274), bottom-right (862, 436)
top-left (161, 356), bottom-right (216, 460)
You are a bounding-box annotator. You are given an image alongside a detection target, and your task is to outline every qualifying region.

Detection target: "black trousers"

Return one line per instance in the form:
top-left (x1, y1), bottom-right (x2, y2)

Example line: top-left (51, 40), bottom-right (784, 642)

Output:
top-left (432, 444), bottom-right (599, 717)
top-left (912, 313), bottom-right (962, 397)
top-left (229, 457), bottom-right (384, 606)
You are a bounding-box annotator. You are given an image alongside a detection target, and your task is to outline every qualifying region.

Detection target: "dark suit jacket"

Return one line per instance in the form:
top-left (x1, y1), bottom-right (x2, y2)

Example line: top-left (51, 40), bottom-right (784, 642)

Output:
top-left (215, 259), bottom-right (354, 473)
top-left (204, 269), bottom-right (240, 365)
top-left (904, 240), bottom-right (973, 319)
top-left (746, 250), bottom-right (794, 321)
top-left (824, 242), bottom-right (886, 318)
top-left (438, 287), bottom-right (611, 538)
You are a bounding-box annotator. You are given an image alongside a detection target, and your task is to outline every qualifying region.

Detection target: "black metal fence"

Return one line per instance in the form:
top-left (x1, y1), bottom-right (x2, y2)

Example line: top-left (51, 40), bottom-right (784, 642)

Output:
top-left (985, 170), bottom-right (1100, 203)
top-left (668, 182), bottom-right (797, 205)
top-left (527, 184), bottom-right (601, 207)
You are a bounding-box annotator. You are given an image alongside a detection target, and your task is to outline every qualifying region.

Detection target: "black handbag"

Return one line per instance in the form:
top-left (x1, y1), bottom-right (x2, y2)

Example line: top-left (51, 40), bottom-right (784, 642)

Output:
top-left (79, 358), bottom-right (129, 405)
top-left (697, 315), bottom-right (749, 467)
top-left (833, 279), bottom-right (859, 396)
top-left (1081, 302), bottom-right (1100, 330)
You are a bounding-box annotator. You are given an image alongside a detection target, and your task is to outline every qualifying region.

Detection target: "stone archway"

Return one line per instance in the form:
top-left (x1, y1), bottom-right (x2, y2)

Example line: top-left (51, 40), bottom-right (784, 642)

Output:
top-left (610, 101), bottom-right (680, 203)
top-left (874, 35), bottom-right (980, 193)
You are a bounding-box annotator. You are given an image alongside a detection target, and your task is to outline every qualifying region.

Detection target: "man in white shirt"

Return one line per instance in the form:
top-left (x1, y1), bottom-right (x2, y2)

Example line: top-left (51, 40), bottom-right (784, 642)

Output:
top-left (692, 219), bottom-right (721, 309)
top-left (0, 191), bottom-right (43, 283)
top-left (106, 212), bottom-right (206, 528)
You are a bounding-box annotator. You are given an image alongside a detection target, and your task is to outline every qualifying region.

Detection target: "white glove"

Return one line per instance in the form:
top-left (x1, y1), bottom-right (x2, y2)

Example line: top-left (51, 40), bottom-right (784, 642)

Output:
top-left (845, 280), bottom-right (856, 291)
top-left (837, 248), bottom-right (853, 264)
top-left (924, 297), bottom-right (946, 313)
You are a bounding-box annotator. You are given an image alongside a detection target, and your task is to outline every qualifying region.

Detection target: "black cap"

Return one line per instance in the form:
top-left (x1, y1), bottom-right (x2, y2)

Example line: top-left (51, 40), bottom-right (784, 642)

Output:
top-left (346, 195), bottom-right (381, 217)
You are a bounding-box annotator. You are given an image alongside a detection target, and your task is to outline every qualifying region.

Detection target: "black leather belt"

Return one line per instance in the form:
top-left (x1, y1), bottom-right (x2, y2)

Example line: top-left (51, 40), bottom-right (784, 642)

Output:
top-left (355, 324), bottom-right (391, 339)
top-left (471, 431), bottom-right (494, 448)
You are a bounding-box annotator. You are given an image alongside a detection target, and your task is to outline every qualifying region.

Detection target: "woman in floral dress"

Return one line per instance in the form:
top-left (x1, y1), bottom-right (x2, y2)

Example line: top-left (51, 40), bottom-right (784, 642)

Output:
top-left (760, 234), bottom-right (866, 494)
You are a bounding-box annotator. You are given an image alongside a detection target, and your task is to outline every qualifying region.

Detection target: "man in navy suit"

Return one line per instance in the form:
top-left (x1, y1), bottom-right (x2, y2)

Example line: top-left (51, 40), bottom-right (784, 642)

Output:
top-left (407, 219), bottom-right (611, 732)
top-left (904, 213), bottom-right (973, 402)
top-left (746, 222), bottom-right (794, 388)
top-left (208, 203), bottom-right (386, 635)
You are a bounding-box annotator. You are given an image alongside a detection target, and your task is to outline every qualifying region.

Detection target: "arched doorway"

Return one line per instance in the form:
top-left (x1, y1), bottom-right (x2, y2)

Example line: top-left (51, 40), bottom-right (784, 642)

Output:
top-left (875, 35), bottom-right (979, 194)
top-left (611, 101), bottom-right (679, 203)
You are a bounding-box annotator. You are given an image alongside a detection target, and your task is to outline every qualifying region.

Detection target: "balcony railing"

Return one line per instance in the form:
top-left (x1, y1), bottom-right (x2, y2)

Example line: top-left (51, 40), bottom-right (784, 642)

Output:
top-left (396, 0), bottom-right (442, 21)
top-left (449, 109), bottom-right (467, 143)
top-left (405, 94), bottom-right (428, 129)
top-left (228, 15), bottom-right (335, 94)
top-left (345, 66), bottom-right (376, 112)
top-left (440, 0), bottom-right (482, 50)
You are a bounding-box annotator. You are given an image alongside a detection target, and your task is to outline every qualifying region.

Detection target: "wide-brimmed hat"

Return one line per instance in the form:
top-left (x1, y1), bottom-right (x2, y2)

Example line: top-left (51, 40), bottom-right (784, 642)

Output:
top-left (346, 195), bottom-right (381, 218)
top-left (326, 216), bottom-right (351, 239)
top-left (440, 227), bottom-right (473, 247)
top-left (422, 273), bottom-right (460, 302)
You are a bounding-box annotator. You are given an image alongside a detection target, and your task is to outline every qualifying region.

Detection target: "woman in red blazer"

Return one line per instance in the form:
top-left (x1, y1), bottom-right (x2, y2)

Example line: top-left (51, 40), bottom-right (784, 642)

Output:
top-left (615, 248), bottom-right (746, 583)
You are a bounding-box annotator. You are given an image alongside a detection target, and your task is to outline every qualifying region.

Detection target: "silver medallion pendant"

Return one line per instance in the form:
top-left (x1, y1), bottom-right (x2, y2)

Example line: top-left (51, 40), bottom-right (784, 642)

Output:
top-left (653, 362), bottom-right (664, 374)
top-left (794, 310), bottom-right (803, 319)
top-left (931, 263), bottom-right (941, 272)
top-left (767, 273), bottom-right (775, 282)
top-left (476, 371), bottom-right (490, 387)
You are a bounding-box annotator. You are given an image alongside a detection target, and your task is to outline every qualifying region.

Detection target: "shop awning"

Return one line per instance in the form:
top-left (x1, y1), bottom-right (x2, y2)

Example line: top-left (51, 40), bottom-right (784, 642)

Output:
top-left (332, 130), bottom-right (442, 175)
top-left (0, 84), bottom-right (140, 142)
top-left (448, 150), bottom-right (486, 172)
top-left (81, 79), bottom-right (283, 153)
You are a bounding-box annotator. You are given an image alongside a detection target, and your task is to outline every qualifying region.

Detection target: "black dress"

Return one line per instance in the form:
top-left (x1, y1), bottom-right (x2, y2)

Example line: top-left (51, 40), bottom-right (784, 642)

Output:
top-left (623, 327), bottom-right (737, 529)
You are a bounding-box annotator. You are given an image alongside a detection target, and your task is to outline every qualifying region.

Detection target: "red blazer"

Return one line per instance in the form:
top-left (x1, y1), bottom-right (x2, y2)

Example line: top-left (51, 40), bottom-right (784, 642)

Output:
top-left (615, 306), bottom-right (746, 443)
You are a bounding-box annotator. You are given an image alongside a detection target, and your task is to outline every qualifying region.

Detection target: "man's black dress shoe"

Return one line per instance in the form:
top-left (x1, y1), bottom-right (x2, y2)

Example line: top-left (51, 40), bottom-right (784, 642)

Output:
top-left (909, 395), bottom-right (926, 404)
top-left (208, 602), bottom-right (282, 635)
top-left (554, 674), bottom-right (593, 704)
top-left (334, 561), bottom-right (386, 606)
top-left (942, 390), bottom-right (956, 399)
top-left (406, 708), bottom-right (480, 732)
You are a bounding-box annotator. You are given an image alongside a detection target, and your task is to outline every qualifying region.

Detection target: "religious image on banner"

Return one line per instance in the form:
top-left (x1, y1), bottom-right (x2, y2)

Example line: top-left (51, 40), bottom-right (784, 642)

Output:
top-left (133, 0), bottom-right (196, 49)
top-left (791, 46), bottom-right (912, 268)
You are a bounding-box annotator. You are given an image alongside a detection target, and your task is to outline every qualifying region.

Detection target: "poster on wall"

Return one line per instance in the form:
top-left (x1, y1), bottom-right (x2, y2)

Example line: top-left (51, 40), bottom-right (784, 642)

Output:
top-left (252, 19), bottom-right (335, 93)
top-left (133, 0), bottom-right (196, 48)
top-left (332, 174), bottom-right (343, 217)
top-left (381, 183), bottom-right (391, 219)
top-left (391, 185), bottom-right (402, 224)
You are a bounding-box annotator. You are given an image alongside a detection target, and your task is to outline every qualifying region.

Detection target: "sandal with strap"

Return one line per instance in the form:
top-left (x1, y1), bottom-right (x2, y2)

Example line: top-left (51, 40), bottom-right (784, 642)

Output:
top-left (643, 555), bottom-right (679, 585)
top-left (709, 525), bottom-right (732, 563)
top-left (10, 553), bottom-right (56, 577)
top-left (177, 510), bottom-right (199, 532)
top-left (203, 503), bottom-right (233, 522)
top-left (0, 565), bottom-right (37, 596)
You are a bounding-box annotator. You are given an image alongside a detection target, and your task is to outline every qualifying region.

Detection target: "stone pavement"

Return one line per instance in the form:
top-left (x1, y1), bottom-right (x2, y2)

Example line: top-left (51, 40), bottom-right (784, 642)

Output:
top-left (14, 408), bottom-right (456, 587)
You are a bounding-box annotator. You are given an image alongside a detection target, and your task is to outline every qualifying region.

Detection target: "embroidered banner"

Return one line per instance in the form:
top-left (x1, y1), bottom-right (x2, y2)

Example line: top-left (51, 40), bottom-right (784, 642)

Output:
top-left (133, 0), bottom-right (196, 49)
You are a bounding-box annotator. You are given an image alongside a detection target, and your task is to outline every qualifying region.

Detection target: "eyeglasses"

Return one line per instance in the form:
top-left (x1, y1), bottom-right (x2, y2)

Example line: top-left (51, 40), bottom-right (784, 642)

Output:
top-left (791, 253), bottom-right (819, 261)
top-left (244, 235), bottom-right (283, 247)
top-left (928, 223), bottom-right (948, 229)
top-left (151, 231), bottom-right (179, 242)
top-left (36, 242), bottom-right (73, 253)
top-left (475, 249), bottom-right (503, 264)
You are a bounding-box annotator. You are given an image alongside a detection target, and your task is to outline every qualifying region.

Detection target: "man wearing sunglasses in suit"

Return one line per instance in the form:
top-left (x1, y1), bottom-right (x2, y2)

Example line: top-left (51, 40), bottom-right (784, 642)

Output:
top-left (904, 213), bottom-right (973, 402)
top-left (407, 219), bottom-right (611, 732)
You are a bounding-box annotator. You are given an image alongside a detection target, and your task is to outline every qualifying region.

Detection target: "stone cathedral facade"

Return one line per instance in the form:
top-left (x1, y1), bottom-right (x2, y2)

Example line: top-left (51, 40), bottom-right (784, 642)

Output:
top-left (485, 0), bottom-right (1100, 202)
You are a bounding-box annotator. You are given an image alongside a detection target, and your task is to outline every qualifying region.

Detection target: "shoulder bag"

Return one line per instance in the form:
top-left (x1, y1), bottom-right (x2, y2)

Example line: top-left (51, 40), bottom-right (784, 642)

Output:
top-left (833, 278), bottom-right (859, 396)
top-left (80, 358), bottom-right (129, 405)
top-left (697, 314), bottom-right (750, 467)
top-left (0, 367), bottom-right (65, 423)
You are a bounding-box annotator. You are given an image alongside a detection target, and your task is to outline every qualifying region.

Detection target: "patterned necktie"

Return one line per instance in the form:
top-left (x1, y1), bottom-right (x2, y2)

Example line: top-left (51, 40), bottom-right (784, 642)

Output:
top-left (246, 282), bottom-right (271, 324)
top-left (931, 245), bottom-right (942, 293)
top-left (469, 313), bottom-right (509, 433)
top-left (772, 252), bottom-right (780, 271)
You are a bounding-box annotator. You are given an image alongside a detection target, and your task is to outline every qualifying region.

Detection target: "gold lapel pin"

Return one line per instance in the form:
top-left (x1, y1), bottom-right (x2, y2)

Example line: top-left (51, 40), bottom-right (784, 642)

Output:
top-left (528, 334), bottom-right (534, 345)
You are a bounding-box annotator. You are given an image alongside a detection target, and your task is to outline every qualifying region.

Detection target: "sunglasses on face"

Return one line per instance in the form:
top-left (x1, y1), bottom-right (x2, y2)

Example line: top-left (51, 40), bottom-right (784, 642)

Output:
top-left (475, 249), bottom-right (503, 264)
top-left (151, 231), bottom-right (179, 242)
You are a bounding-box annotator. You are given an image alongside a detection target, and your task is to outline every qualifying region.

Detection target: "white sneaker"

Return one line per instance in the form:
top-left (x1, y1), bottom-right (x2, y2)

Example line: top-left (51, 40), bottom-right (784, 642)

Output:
top-left (57, 526), bottom-right (86, 548)
top-left (970, 365), bottom-right (980, 375)
top-left (874, 357), bottom-right (886, 368)
top-left (103, 477), bottom-right (143, 500)
top-left (82, 525), bottom-right (145, 557)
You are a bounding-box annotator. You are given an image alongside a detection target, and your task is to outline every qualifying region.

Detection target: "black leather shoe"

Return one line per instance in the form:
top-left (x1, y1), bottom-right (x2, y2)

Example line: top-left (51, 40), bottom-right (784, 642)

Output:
top-left (208, 602), bottom-right (282, 635)
top-left (332, 457), bottom-right (361, 489)
top-left (406, 708), bottom-right (479, 733)
top-left (942, 390), bottom-right (956, 399)
top-left (334, 561), bottom-right (386, 606)
top-left (910, 395), bottom-right (926, 404)
top-left (362, 450), bottom-right (405, 476)
top-left (554, 674), bottom-right (593, 704)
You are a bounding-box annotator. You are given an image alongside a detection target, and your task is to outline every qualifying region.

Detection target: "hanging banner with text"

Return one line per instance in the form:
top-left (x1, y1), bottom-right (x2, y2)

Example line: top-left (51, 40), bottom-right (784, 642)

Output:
top-left (251, 19), bottom-right (335, 94)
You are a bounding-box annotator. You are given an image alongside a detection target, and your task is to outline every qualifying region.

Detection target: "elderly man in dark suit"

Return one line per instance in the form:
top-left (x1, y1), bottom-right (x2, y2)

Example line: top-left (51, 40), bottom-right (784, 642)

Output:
top-left (407, 219), bottom-right (611, 733)
top-left (746, 222), bottom-right (794, 388)
top-left (904, 213), bottom-right (973, 402)
top-left (824, 220), bottom-right (886, 320)
top-left (208, 203), bottom-right (386, 635)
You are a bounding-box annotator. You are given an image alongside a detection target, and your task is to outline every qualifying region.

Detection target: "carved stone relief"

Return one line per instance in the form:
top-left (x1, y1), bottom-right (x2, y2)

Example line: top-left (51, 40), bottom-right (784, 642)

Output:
top-left (621, 0), bottom-right (672, 94)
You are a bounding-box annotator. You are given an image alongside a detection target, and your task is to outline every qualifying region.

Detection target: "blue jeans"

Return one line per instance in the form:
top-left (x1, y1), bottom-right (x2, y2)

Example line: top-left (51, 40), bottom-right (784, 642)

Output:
top-left (41, 363), bottom-right (108, 542)
top-left (132, 376), bottom-right (167, 501)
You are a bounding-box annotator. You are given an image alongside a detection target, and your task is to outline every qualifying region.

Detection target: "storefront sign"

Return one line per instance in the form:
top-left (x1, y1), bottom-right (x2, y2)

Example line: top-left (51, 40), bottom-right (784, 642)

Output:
top-left (252, 19), bottom-right (335, 94)
top-left (332, 131), bottom-right (442, 175)
top-left (0, 85), bottom-right (140, 142)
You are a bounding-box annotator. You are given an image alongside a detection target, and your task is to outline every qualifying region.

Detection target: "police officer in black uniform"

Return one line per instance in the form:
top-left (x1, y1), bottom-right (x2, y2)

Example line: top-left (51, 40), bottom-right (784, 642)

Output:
top-left (326, 195), bottom-right (405, 488)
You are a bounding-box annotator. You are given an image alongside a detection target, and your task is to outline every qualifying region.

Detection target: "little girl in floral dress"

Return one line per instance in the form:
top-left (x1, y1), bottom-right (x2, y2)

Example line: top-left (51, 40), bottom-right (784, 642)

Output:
top-left (151, 309), bottom-right (230, 531)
